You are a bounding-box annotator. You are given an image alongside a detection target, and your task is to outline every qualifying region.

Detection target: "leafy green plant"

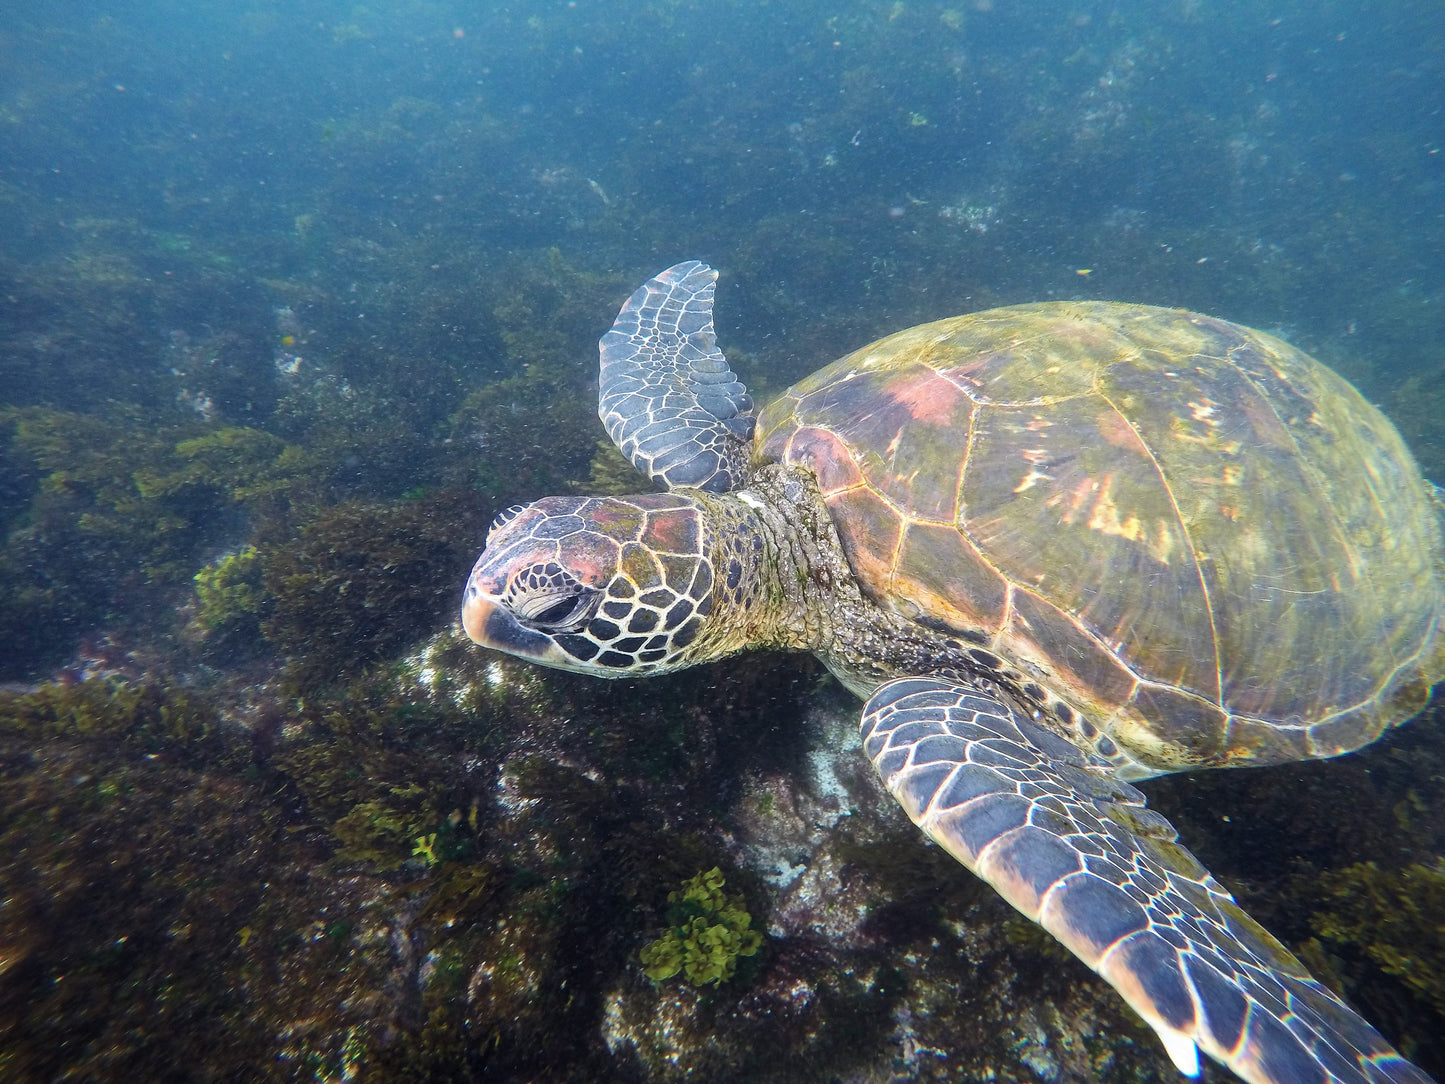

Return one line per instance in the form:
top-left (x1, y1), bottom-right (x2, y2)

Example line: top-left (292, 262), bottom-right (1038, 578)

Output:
top-left (193, 546), bottom-right (264, 630)
top-left (639, 867), bottom-right (763, 986)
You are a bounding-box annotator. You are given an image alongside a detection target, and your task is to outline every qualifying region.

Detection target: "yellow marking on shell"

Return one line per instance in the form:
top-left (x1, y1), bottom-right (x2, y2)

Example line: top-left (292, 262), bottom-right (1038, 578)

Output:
top-left (1170, 400), bottom-right (1245, 455)
top-left (1108, 704), bottom-right (1177, 764)
top-left (1190, 463), bottom-right (1245, 487)
top-left (1170, 423), bottom-right (1242, 455)
top-left (1047, 476), bottom-right (1096, 524)
top-left (1149, 522), bottom-right (1176, 564)
top-left (1013, 469), bottom-right (1049, 494)
top-left (1080, 474), bottom-right (1174, 565)
top-left (1186, 398), bottom-right (1219, 425)
top-left (1012, 447), bottom-right (1054, 494)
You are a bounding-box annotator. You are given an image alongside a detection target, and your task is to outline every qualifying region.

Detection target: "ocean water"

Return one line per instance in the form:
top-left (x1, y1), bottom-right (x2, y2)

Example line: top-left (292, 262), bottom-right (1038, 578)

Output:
top-left (0, 1), bottom-right (1441, 1080)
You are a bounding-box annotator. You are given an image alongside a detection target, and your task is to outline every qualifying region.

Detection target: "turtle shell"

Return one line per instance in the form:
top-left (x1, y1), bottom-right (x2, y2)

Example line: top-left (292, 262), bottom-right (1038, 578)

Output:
top-left (754, 301), bottom-right (1445, 773)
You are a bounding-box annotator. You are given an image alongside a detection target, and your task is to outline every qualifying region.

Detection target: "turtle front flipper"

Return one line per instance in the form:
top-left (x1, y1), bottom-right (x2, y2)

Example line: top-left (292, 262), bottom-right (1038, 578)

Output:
top-left (861, 676), bottom-right (1431, 1084)
top-left (599, 261), bottom-right (755, 493)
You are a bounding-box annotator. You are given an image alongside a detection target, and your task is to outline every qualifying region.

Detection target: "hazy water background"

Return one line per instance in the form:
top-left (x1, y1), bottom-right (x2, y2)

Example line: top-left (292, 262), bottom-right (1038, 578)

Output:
top-left (0, 1), bottom-right (1442, 1080)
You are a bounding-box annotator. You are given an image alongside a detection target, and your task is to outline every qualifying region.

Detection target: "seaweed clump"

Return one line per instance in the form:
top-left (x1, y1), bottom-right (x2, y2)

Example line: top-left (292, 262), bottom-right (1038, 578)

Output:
top-left (0, 676), bottom-right (398, 1081)
top-left (0, 409), bottom-right (305, 677)
top-left (0, 677), bottom-right (238, 770)
top-left (640, 867), bottom-right (764, 987)
top-left (1307, 860), bottom-right (1445, 1019)
top-left (261, 490), bottom-right (489, 693)
top-left (271, 690), bottom-right (475, 870)
top-left (189, 545), bottom-right (267, 661)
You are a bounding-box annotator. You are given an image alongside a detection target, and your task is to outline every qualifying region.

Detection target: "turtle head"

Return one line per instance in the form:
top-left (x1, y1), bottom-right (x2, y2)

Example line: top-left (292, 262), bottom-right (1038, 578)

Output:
top-left (462, 492), bottom-right (718, 677)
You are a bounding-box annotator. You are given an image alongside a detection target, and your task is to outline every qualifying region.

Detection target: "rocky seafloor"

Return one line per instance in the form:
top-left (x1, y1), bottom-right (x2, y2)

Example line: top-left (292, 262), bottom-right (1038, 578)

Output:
top-left (2, 611), bottom-right (1441, 1082)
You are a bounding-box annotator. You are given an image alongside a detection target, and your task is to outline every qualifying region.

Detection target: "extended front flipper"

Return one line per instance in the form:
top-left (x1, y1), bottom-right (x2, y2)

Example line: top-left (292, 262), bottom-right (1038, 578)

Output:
top-left (599, 261), bottom-right (755, 494)
top-left (861, 676), bottom-right (1431, 1084)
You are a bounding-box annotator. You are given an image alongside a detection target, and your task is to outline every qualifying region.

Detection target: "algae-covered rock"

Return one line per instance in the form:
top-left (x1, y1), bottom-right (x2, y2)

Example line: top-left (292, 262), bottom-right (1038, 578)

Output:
top-left (1308, 860), bottom-right (1445, 1021)
top-left (260, 491), bottom-right (489, 693)
top-left (0, 678), bottom-right (236, 769)
top-left (0, 409), bottom-right (306, 678)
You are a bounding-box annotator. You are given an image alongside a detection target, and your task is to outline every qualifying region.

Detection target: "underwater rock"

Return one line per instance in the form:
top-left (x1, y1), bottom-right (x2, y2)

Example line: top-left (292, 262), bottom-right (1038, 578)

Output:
top-left (594, 694), bottom-right (1188, 1083)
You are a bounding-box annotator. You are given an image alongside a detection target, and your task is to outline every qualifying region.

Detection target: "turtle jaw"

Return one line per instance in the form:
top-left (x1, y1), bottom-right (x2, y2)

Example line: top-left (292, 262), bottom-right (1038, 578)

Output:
top-left (461, 587), bottom-right (532, 656)
top-left (461, 582), bottom-right (610, 675)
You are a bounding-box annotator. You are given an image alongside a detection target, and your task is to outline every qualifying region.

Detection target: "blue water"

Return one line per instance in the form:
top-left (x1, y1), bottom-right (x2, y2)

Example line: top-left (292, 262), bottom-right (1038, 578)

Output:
top-left (0, 1), bottom-right (1441, 1080)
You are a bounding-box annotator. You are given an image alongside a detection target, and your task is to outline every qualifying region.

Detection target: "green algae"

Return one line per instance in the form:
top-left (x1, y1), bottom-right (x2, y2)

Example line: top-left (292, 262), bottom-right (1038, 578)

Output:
top-left (0, 407), bottom-right (308, 677)
top-left (640, 867), bottom-right (764, 986)
top-left (140, 425), bottom-right (306, 507)
top-left (273, 700), bottom-right (454, 869)
top-left (1307, 860), bottom-right (1445, 1018)
top-left (0, 678), bottom-right (238, 769)
top-left (193, 545), bottom-right (264, 632)
top-left (0, 677), bottom-right (305, 1080)
top-left (586, 439), bottom-right (645, 496)
top-left (329, 792), bottom-right (433, 869)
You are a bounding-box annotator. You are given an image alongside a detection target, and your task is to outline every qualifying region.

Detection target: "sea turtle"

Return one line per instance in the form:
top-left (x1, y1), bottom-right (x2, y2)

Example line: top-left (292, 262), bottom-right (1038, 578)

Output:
top-left (462, 261), bottom-right (1443, 1084)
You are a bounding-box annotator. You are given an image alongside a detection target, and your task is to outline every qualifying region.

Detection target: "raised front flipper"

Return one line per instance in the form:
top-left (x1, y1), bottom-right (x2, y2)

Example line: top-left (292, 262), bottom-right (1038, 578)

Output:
top-left (861, 676), bottom-right (1432, 1084)
top-left (599, 261), bottom-right (755, 494)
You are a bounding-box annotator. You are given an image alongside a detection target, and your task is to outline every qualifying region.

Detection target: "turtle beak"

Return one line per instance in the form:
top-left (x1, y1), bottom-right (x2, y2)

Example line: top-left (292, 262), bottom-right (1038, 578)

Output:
top-left (460, 578), bottom-right (586, 670)
top-left (462, 582), bottom-right (545, 657)
top-left (460, 583), bottom-right (494, 645)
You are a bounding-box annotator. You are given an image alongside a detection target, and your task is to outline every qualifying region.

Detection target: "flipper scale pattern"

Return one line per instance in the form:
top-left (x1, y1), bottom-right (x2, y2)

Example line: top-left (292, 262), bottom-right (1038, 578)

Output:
top-left (861, 675), bottom-right (1431, 1084)
top-left (598, 261), bottom-right (754, 493)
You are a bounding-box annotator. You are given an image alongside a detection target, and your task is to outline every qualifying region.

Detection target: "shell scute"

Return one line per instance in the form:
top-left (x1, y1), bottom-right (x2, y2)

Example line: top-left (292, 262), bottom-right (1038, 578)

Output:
top-left (964, 390), bottom-right (1218, 702)
top-left (893, 521), bottom-right (1008, 634)
top-left (892, 314), bottom-right (1101, 405)
top-left (639, 505), bottom-right (701, 554)
top-left (779, 359), bottom-right (978, 524)
top-left (1126, 684), bottom-right (1230, 767)
top-left (760, 425), bottom-right (863, 494)
top-left (853, 368), bottom-right (976, 523)
top-left (619, 543), bottom-right (666, 592)
top-left (1006, 589), bottom-right (1139, 710)
top-left (823, 486), bottom-right (904, 602)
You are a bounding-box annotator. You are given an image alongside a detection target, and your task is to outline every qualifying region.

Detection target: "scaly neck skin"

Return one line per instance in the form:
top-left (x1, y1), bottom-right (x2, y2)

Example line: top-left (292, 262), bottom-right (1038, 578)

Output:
top-left (688, 463), bottom-right (983, 699)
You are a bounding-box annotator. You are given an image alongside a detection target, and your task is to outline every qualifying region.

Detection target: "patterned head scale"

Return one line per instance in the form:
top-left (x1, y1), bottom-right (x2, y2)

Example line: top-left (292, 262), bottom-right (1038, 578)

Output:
top-left (462, 492), bottom-right (717, 675)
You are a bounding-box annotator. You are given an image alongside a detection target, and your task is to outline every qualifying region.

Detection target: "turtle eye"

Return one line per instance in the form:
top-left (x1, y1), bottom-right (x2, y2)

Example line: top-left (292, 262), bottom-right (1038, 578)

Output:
top-left (505, 561), bottom-right (601, 632)
top-left (518, 589), bottom-right (599, 631)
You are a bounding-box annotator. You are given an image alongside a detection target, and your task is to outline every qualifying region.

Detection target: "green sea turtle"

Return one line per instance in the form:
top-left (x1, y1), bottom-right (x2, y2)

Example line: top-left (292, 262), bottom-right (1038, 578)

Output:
top-left (462, 261), bottom-right (1443, 1084)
